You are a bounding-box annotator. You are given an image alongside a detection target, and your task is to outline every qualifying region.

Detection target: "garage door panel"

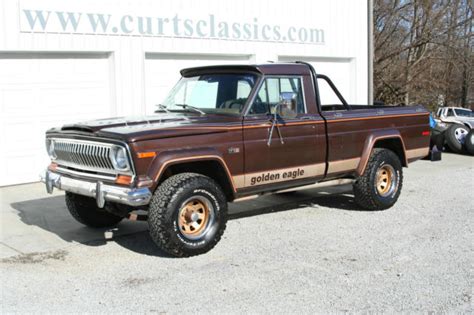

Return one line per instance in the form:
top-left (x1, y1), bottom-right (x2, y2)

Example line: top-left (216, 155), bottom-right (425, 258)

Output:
top-left (144, 54), bottom-right (252, 115)
top-left (0, 64), bottom-right (36, 83)
top-left (4, 156), bottom-right (43, 185)
top-left (0, 55), bottom-right (112, 186)
top-left (38, 87), bottom-right (109, 112)
top-left (2, 121), bottom-right (38, 144)
top-left (2, 88), bottom-right (35, 113)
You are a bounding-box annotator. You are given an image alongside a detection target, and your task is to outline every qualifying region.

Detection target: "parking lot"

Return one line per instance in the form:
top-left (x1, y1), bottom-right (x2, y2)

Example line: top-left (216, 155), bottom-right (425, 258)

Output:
top-left (1, 153), bottom-right (472, 313)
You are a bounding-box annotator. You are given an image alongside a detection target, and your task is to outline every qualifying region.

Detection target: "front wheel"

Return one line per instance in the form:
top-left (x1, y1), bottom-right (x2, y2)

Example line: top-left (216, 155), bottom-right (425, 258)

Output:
top-left (353, 148), bottom-right (403, 210)
top-left (148, 173), bottom-right (228, 257)
top-left (65, 192), bottom-right (123, 228)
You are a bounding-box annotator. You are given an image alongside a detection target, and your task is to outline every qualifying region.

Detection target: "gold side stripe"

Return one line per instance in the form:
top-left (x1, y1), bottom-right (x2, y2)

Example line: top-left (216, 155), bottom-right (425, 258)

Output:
top-left (233, 175), bottom-right (246, 189)
top-left (327, 158), bottom-right (361, 173)
top-left (233, 158), bottom-right (364, 189)
top-left (406, 147), bottom-right (429, 159)
top-left (234, 158), bottom-right (360, 189)
top-left (232, 148), bottom-right (427, 190)
top-left (233, 163), bottom-right (326, 189)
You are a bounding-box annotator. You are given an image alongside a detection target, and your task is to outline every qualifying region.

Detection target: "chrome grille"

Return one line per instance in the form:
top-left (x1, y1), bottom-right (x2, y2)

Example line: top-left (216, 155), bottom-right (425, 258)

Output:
top-left (51, 138), bottom-right (130, 175)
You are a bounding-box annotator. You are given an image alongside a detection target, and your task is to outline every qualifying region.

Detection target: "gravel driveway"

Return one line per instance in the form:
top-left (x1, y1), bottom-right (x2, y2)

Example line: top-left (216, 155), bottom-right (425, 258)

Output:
top-left (1, 153), bottom-right (472, 313)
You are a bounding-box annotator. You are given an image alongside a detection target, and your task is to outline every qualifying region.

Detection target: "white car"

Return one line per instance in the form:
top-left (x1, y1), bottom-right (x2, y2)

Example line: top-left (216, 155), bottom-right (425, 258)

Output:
top-left (436, 107), bottom-right (474, 129)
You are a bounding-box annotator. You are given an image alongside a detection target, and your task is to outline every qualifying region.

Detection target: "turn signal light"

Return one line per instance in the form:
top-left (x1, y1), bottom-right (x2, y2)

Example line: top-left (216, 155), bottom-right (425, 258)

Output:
top-left (137, 152), bottom-right (156, 159)
top-left (115, 175), bottom-right (133, 185)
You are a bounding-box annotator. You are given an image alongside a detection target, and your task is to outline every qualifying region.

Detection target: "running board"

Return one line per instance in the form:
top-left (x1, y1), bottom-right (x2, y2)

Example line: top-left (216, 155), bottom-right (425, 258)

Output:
top-left (232, 178), bottom-right (354, 202)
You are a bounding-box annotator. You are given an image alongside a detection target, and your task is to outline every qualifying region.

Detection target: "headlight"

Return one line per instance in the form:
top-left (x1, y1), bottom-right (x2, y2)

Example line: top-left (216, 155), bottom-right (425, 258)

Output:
top-left (110, 146), bottom-right (130, 171)
top-left (45, 139), bottom-right (56, 159)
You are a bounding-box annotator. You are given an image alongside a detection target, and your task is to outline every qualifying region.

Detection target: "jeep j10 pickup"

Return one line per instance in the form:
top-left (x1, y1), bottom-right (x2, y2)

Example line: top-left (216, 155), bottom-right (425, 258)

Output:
top-left (42, 62), bottom-right (430, 257)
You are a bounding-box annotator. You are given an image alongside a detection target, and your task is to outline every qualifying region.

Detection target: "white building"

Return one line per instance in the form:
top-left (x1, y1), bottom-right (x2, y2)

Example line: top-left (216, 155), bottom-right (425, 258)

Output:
top-left (0, 0), bottom-right (372, 186)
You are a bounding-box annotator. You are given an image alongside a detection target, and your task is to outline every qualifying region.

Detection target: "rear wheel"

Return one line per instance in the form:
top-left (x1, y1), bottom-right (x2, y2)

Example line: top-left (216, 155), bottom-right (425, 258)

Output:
top-left (148, 173), bottom-right (228, 257)
top-left (465, 129), bottom-right (474, 155)
top-left (65, 192), bottom-right (123, 228)
top-left (445, 124), bottom-right (469, 153)
top-left (353, 148), bottom-right (403, 210)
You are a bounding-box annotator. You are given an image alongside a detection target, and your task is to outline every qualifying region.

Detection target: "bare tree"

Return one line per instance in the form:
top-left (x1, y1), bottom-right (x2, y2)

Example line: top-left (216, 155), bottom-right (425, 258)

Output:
top-left (374, 0), bottom-right (473, 111)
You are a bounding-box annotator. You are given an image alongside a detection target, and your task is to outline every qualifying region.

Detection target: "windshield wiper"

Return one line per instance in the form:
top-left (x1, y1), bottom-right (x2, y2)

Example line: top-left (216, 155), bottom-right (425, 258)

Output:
top-left (174, 104), bottom-right (206, 115)
top-left (154, 104), bottom-right (170, 113)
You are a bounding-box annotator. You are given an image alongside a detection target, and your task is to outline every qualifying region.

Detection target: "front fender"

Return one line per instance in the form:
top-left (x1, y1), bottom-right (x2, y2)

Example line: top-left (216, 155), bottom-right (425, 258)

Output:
top-left (147, 147), bottom-right (236, 192)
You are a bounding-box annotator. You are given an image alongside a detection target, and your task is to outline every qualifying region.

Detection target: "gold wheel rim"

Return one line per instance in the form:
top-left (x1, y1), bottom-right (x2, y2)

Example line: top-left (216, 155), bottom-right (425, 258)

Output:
top-left (376, 165), bottom-right (394, 196)
top-left (178, 198), bottom-right (211, 238)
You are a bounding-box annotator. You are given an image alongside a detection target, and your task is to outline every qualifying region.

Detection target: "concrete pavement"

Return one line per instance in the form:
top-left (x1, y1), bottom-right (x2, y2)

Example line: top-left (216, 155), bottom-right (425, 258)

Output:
top-left (1, 153), bottom-right (472, 313)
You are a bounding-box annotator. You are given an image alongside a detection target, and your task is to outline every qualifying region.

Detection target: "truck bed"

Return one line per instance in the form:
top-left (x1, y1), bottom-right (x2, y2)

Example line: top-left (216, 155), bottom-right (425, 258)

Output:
top-left (321, 104), bottom-right (429, 179)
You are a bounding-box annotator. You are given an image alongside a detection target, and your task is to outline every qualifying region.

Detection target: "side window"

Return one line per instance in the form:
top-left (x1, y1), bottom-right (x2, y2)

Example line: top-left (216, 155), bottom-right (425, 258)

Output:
top-left (446, 109), bottom-right (454, 117)
top-left (249, 77), bottom-right (305, 115)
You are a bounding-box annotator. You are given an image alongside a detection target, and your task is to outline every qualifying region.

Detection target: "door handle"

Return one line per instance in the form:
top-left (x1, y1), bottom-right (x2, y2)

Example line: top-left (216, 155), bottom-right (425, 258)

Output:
top-left (301, 116), bottom-right (318, 120)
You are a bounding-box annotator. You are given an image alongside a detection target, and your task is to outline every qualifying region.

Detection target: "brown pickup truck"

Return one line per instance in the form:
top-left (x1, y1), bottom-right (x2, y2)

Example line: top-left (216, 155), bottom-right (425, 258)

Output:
top-left (42, 62), bottom-right (430, 257)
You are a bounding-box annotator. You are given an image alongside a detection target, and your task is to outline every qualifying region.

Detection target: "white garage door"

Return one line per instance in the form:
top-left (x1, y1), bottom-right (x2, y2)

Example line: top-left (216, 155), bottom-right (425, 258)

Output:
top-left (144, 53), bottom-right (253, 114)
top-left (278, 56), bottom-right (356, 105)
top-left (0, 53), bottom-right (113, 186)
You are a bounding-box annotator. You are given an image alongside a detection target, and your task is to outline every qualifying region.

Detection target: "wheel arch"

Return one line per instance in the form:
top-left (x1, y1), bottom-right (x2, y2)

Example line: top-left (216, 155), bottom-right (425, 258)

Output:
top-left (148, 150), bottom-right (237, 201)
top-left (357, 131), bottom-right (408, 176)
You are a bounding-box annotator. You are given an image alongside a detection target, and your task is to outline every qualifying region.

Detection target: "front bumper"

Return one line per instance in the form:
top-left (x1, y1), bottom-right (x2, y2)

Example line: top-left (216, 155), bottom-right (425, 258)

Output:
top-left (40, 170), bottom-right (152, 208)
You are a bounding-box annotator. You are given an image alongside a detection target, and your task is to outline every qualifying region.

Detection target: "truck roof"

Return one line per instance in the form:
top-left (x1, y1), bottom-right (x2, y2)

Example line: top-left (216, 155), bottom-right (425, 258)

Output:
top-left (180, 63), bottom-right (312, 77)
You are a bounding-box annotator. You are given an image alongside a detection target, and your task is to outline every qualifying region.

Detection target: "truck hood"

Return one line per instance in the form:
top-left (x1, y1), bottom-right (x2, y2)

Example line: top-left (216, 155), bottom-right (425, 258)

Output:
top-left (47, 113), bottom-right (243, 142)
top-left (454, 116), bottom-right (474, 124)
top-left (441, 116), bottom-right (474, 128)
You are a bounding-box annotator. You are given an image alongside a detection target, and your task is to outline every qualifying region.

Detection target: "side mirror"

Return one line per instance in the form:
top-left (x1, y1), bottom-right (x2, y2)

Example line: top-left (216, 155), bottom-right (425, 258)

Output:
top-left (275, 92), bottom-right (298, 119)
top-left (266, 93), bottom-right (297, 146)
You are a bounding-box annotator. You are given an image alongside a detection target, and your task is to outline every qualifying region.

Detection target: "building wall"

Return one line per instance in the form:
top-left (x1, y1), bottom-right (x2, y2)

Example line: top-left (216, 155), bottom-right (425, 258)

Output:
top-left (0, 0), bottom-right (369, 185)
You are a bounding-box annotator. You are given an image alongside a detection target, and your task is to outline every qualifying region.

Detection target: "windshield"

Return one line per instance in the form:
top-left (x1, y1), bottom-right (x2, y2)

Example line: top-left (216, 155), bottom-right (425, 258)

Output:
top-left (162, 73), bottom-right (258, 115)
top-left (454, 108), bottom-right (473, 117)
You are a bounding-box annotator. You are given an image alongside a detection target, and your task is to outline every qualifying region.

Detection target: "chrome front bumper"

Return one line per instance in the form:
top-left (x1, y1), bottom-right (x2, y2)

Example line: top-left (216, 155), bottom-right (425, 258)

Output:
top-left (40, 170), bottom-right (152, 208)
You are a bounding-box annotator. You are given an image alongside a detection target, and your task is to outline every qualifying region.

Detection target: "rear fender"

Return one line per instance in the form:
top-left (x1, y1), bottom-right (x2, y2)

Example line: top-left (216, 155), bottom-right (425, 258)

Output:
top-left (356, 130), bottom-right (408, 176)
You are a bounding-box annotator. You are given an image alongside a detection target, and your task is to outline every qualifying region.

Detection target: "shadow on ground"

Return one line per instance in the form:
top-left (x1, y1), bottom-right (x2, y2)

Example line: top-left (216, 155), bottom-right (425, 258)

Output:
top-left (10, 184), bottom-right (362, 257)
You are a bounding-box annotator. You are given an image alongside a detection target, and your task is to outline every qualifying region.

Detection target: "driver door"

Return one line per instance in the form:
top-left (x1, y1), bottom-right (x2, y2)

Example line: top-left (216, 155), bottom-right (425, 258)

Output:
top-left (242, 76), bottom-right (323, 190)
